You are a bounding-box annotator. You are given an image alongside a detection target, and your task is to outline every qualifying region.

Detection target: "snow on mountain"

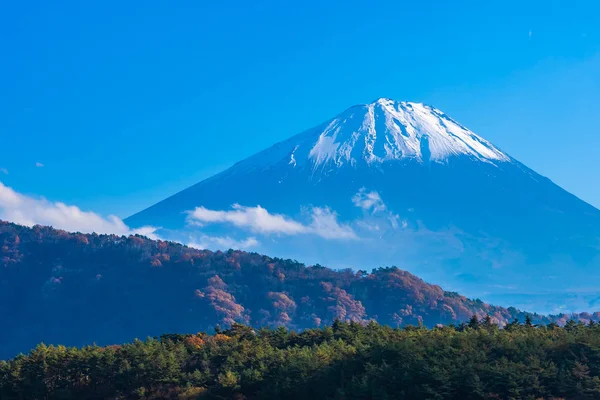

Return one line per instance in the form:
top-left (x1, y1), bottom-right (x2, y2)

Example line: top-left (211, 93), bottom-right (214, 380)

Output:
top-left (125, 98), bottom-right (600, 314)
top-left (234, 98), bottom-right (510, 176)
top-left (306, 98), bottom-right (510, 166)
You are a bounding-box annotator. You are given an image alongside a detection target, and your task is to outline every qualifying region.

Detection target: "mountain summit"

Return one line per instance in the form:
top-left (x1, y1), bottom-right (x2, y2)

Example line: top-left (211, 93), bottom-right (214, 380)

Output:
top-left (218, 98), bottom-right (510, 179)
top-left (126, 98), bottom-right (600, 313)
top-left (289, 98), bottom-right (509, 169)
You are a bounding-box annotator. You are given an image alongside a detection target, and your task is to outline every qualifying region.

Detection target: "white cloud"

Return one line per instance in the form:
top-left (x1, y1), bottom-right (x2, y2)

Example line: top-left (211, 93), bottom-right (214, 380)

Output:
top-left (0, 168), bottom-right (7, 175)
top-left (356, 220), bottom-right (381, 231)
top-left (352, 188), bottom-right (387, 213)
top-left (35, 162), bottom-right (44, 168)
top-left (189, 204), bottom-right (307, 235)
top-left (0, 181), bottom-right (159, 239)
top-left (188, 204), bottom-right (356, 240)
top-left (389, 213), bottom-right (400, 229)
top-left (188, 235), bottom-right (259, 251)
top-left (352, 188), bottom-right (405, 229)
top-left (130, 226), bottom-right (161, 239)
top-left (307, 207), bottom-right (356, 239)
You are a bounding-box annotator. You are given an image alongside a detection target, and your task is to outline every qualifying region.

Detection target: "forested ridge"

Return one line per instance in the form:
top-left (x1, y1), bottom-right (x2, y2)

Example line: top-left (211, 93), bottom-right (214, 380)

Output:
top-left (2, 220), bottom-right (599, 360)
top-left (2, 319), bottom-right (600, 399)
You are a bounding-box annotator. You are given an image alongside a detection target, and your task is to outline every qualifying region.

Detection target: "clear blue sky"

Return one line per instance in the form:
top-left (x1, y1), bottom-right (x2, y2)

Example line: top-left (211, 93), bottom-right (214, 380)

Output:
top-left (1, 0), bottom-right (599, 217)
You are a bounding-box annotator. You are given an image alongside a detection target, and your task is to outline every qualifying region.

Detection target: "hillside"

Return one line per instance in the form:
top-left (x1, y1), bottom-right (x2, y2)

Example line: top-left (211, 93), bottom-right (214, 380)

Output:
top-left (2, 221), bottom-right (597, 359)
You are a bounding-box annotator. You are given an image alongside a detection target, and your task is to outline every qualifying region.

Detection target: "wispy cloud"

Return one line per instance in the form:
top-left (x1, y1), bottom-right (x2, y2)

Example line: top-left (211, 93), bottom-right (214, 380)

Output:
top-left (0, 181), bottom-right (158, 238)
top-left (491, 284), bottom-right (517, 290)
top-left (352, 188), bottom-right (404, 229)
top-left (35, 162), bottom-right (44, 168)
top-left (0, 168), bottom-right (7, 175)
top-left (307, 207), bottom-right (356, 239)
top-left (188, 235), bottom-right (259, 251)
top-left (189, 204), bottom-right (306, 234)
top-left (352, 189), bottom-right (386, 213)
top-left (356, 220), bottom-right (380, 231)
top-left (188, 204), bottom-right (356, 240)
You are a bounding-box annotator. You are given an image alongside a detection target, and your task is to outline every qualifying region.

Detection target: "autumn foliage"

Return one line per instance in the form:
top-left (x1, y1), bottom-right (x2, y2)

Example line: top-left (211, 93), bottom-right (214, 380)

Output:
top-left (1, 220), bottom-right (598, 360)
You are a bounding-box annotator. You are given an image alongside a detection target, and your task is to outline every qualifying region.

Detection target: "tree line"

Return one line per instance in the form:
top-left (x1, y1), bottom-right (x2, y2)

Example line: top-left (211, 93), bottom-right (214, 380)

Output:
top-left (2, 318), bottom-right (600, 399)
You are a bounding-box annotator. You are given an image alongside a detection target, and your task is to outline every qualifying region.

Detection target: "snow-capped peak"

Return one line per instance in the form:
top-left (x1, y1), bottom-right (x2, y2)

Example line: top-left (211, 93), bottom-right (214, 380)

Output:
top-left (231, 98), bottom-right (511, 174)
top-left (303, 98), bottom-right (510, 168)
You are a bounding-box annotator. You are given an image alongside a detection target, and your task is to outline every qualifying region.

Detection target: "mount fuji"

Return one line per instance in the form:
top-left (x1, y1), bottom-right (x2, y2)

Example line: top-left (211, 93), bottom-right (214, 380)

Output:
top-left (125, 98), bottom-right (600, 313)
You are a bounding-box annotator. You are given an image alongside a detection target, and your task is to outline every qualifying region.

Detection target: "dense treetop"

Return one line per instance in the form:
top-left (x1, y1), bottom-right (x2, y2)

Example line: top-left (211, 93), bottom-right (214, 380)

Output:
top-left (2, 320), bottom-right (600, 399)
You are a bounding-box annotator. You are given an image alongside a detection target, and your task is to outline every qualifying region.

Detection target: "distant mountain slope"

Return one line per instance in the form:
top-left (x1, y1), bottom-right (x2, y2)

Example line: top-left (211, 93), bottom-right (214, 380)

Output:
top-left (1, 221), bottom-right (597, 359)
top-left (124, 98), bottom-right (600, 313)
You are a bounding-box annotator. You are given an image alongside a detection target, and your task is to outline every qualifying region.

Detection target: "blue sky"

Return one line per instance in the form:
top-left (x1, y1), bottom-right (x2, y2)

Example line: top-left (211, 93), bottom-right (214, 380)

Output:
top-left (1, 0), bottom-right (599, 217)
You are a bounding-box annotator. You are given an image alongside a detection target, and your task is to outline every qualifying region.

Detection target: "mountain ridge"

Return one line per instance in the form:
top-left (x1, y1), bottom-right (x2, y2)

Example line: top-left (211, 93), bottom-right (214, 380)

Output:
top-left (1, 220), bottom-right (598, 359)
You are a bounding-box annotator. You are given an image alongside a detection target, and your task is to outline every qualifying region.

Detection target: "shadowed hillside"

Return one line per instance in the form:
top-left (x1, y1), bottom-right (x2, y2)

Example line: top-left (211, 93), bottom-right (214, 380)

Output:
top-left (1, 221), bottom-right (597, 359)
